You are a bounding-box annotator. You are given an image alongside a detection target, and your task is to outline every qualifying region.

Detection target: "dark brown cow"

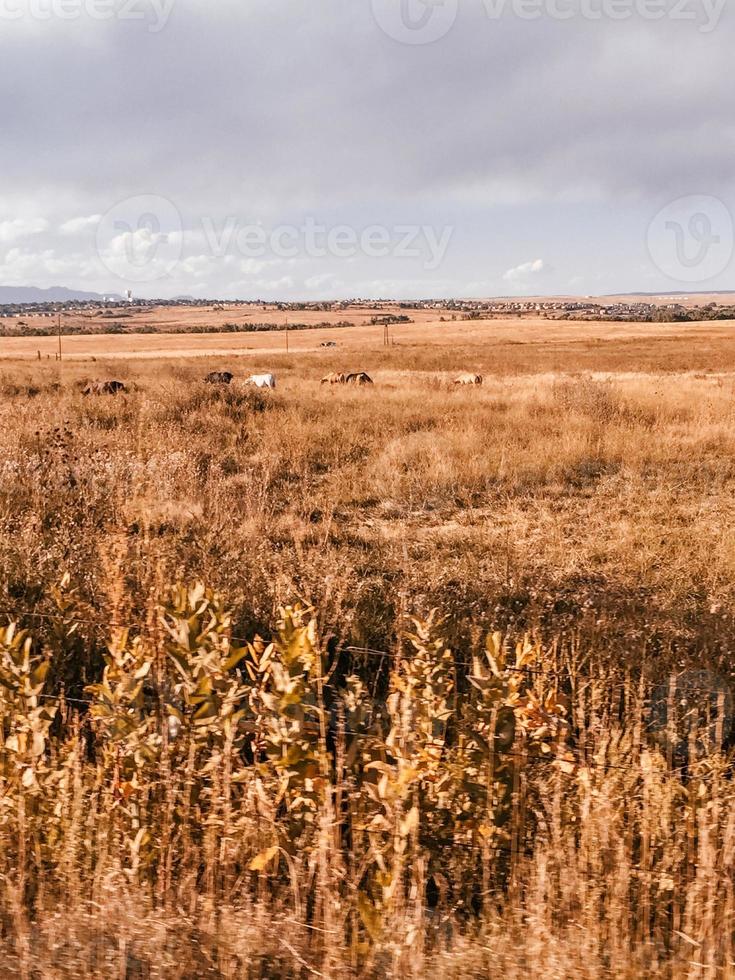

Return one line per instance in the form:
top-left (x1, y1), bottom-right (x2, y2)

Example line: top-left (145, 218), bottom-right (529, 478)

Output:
top-left (204, 371), bottom-right (234, 385)
top-left (82, 380), bottom-right (127, 396)
top-left (345, 372), bottom-right (373, 386)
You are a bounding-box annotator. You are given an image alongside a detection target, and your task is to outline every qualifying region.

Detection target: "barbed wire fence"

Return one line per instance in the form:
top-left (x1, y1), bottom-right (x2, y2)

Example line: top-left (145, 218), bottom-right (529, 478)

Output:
top-left (1, 601), bottom-right (732, 782)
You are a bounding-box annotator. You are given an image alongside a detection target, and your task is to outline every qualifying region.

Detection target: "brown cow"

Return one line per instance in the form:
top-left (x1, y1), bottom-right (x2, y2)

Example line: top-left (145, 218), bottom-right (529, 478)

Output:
top-left (82, 380), bottom-right (127, 396)
top-left (321, 372), bottom-right (347, 385)
top-left (204, 371), bottom-right (233, 385)
top-left (345, 372), bottom-right (373, 386)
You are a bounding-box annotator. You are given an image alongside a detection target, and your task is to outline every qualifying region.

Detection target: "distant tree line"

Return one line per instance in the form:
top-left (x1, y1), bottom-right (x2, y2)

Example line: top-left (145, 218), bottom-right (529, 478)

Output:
top-left (560, 306), bottom-right (735, 324)
top-left (0, 320), bottom-right (355, 338)
top-left (369, 314), bottom-right (412, 325)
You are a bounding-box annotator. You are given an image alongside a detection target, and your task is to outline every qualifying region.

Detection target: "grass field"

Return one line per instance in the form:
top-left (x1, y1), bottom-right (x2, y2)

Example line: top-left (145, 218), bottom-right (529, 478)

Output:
top-left (5, 290), bottom-right (735, 343)
top-left (5, 310), bottom-right (735, 362)
top-left (2, 316), bottom-right (735, 976)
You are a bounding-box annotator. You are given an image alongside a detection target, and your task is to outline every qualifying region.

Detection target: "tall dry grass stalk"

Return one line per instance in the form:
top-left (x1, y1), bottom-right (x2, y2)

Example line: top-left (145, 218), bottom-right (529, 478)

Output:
top-left (0, 346), bottom-right (734, 975)
top-left (0, 582), bottom-right (733, 977)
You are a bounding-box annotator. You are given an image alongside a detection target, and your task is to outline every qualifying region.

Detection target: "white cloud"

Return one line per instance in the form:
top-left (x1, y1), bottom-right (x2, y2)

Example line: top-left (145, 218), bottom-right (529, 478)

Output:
top-left (0, 218), bottom-right (49, 243)
top-left (241, 257), bottom-right (281, 275)
top-left (59, 214), bottom-right (101, 234)
top-left (256, 276), bottom-right (294, 291)
top-left (0, 246), bottom-right (101, 286)
top-left (503, 259), bottom-right (548, 283)
top-left (304, 273), bottom-right (342, 291)
top-left (0, 7), bottom-right (732, 299)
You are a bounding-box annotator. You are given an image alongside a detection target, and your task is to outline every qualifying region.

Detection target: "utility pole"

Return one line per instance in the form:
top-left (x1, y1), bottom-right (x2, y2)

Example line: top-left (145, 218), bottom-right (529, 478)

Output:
top-left (57, 311), bottom-right (62, 361)
top-left (285, 316), bottom-right (289, 353)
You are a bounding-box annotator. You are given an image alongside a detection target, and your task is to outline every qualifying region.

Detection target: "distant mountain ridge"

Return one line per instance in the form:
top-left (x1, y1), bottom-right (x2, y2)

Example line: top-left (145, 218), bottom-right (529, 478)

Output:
top-left (606, 290), bottom-right (735, 298)
top-left (0, 286), bottom-right (120, 304)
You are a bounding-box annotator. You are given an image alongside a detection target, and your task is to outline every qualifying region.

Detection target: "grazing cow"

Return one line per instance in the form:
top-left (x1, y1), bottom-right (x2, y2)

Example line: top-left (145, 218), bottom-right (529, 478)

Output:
top-left (454, 373), bottom-right (483, 386)
top-left (346, 372), bottom-right (373, 386)
top-left (245, 373), bottom-right (276, 389)
top-left (83, 380), bottom-right (127, 396)
top-left (321, 372), bottom-right (347, 385)
top-left (205, 371), bottom-right (233, 385)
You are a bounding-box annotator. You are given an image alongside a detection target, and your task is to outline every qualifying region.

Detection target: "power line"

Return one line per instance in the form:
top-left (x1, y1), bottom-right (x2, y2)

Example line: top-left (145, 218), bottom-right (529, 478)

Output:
top-left (0, 607), bottom-right (598, 679)
top-left (26, 693), bottom-right (731, 782)
top-left (2, 608), bottom-right (568, 674)
top-left (3, 607), bottom-right (733, 695)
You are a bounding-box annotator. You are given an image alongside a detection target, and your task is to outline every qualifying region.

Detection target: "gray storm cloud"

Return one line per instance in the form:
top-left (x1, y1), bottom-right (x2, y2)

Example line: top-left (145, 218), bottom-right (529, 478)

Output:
top-left (0, 0), bottom-right (733, 298)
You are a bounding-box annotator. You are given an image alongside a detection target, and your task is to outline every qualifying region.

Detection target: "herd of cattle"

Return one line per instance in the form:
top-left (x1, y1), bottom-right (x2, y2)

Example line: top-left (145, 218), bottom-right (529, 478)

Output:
top-left (79, 370), bottom-right (483, 395)
top-left (320, 372), bottom-right (373, 385)
top-left (204, 371), bottom-right (276, 388)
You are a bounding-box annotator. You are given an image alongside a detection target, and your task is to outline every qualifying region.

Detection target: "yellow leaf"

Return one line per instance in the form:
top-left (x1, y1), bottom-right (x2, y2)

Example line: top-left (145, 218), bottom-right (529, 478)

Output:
top-left (192, 676), bottom-right (214, 699)
top-left (223, 646), bottom-right (249, 672)
top-left (249, 845), bottom-right (279, 872)
top-left (193, 699), bottom-right (219, 723)
top-left (30, 661), bottom-right (50, 689)
top-left (357, 892), bottom-right (382, 942)
top-left (396, 766), bottom-right (419, 791)
top-left (130, 828), bottom-right (150, 856)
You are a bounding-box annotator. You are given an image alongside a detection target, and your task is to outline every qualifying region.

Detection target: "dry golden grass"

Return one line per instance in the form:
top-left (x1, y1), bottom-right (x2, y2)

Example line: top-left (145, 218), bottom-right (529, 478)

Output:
top-left (3, 310), bottom-right (735, 365)
top-left (1, 320), bottom-right (735, 976)
top-left (8, 291), bottom-right (735, 341)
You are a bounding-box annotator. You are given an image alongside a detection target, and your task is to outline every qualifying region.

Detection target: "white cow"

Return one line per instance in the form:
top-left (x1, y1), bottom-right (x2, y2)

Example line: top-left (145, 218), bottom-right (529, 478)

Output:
top-left (246, 373), bottom-right (276, 389)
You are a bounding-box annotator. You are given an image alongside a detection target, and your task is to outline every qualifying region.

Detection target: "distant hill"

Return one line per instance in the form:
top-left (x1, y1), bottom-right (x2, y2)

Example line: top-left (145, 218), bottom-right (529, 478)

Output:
top-left (608, 291), bottom-right (735, 298)
top-left (0, 286), bottom-right (121, 304)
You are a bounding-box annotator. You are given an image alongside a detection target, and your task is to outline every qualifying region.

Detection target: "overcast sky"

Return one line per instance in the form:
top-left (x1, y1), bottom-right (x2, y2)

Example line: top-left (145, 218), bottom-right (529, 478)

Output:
top-left (1, 0), bottom-right (733, 300)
